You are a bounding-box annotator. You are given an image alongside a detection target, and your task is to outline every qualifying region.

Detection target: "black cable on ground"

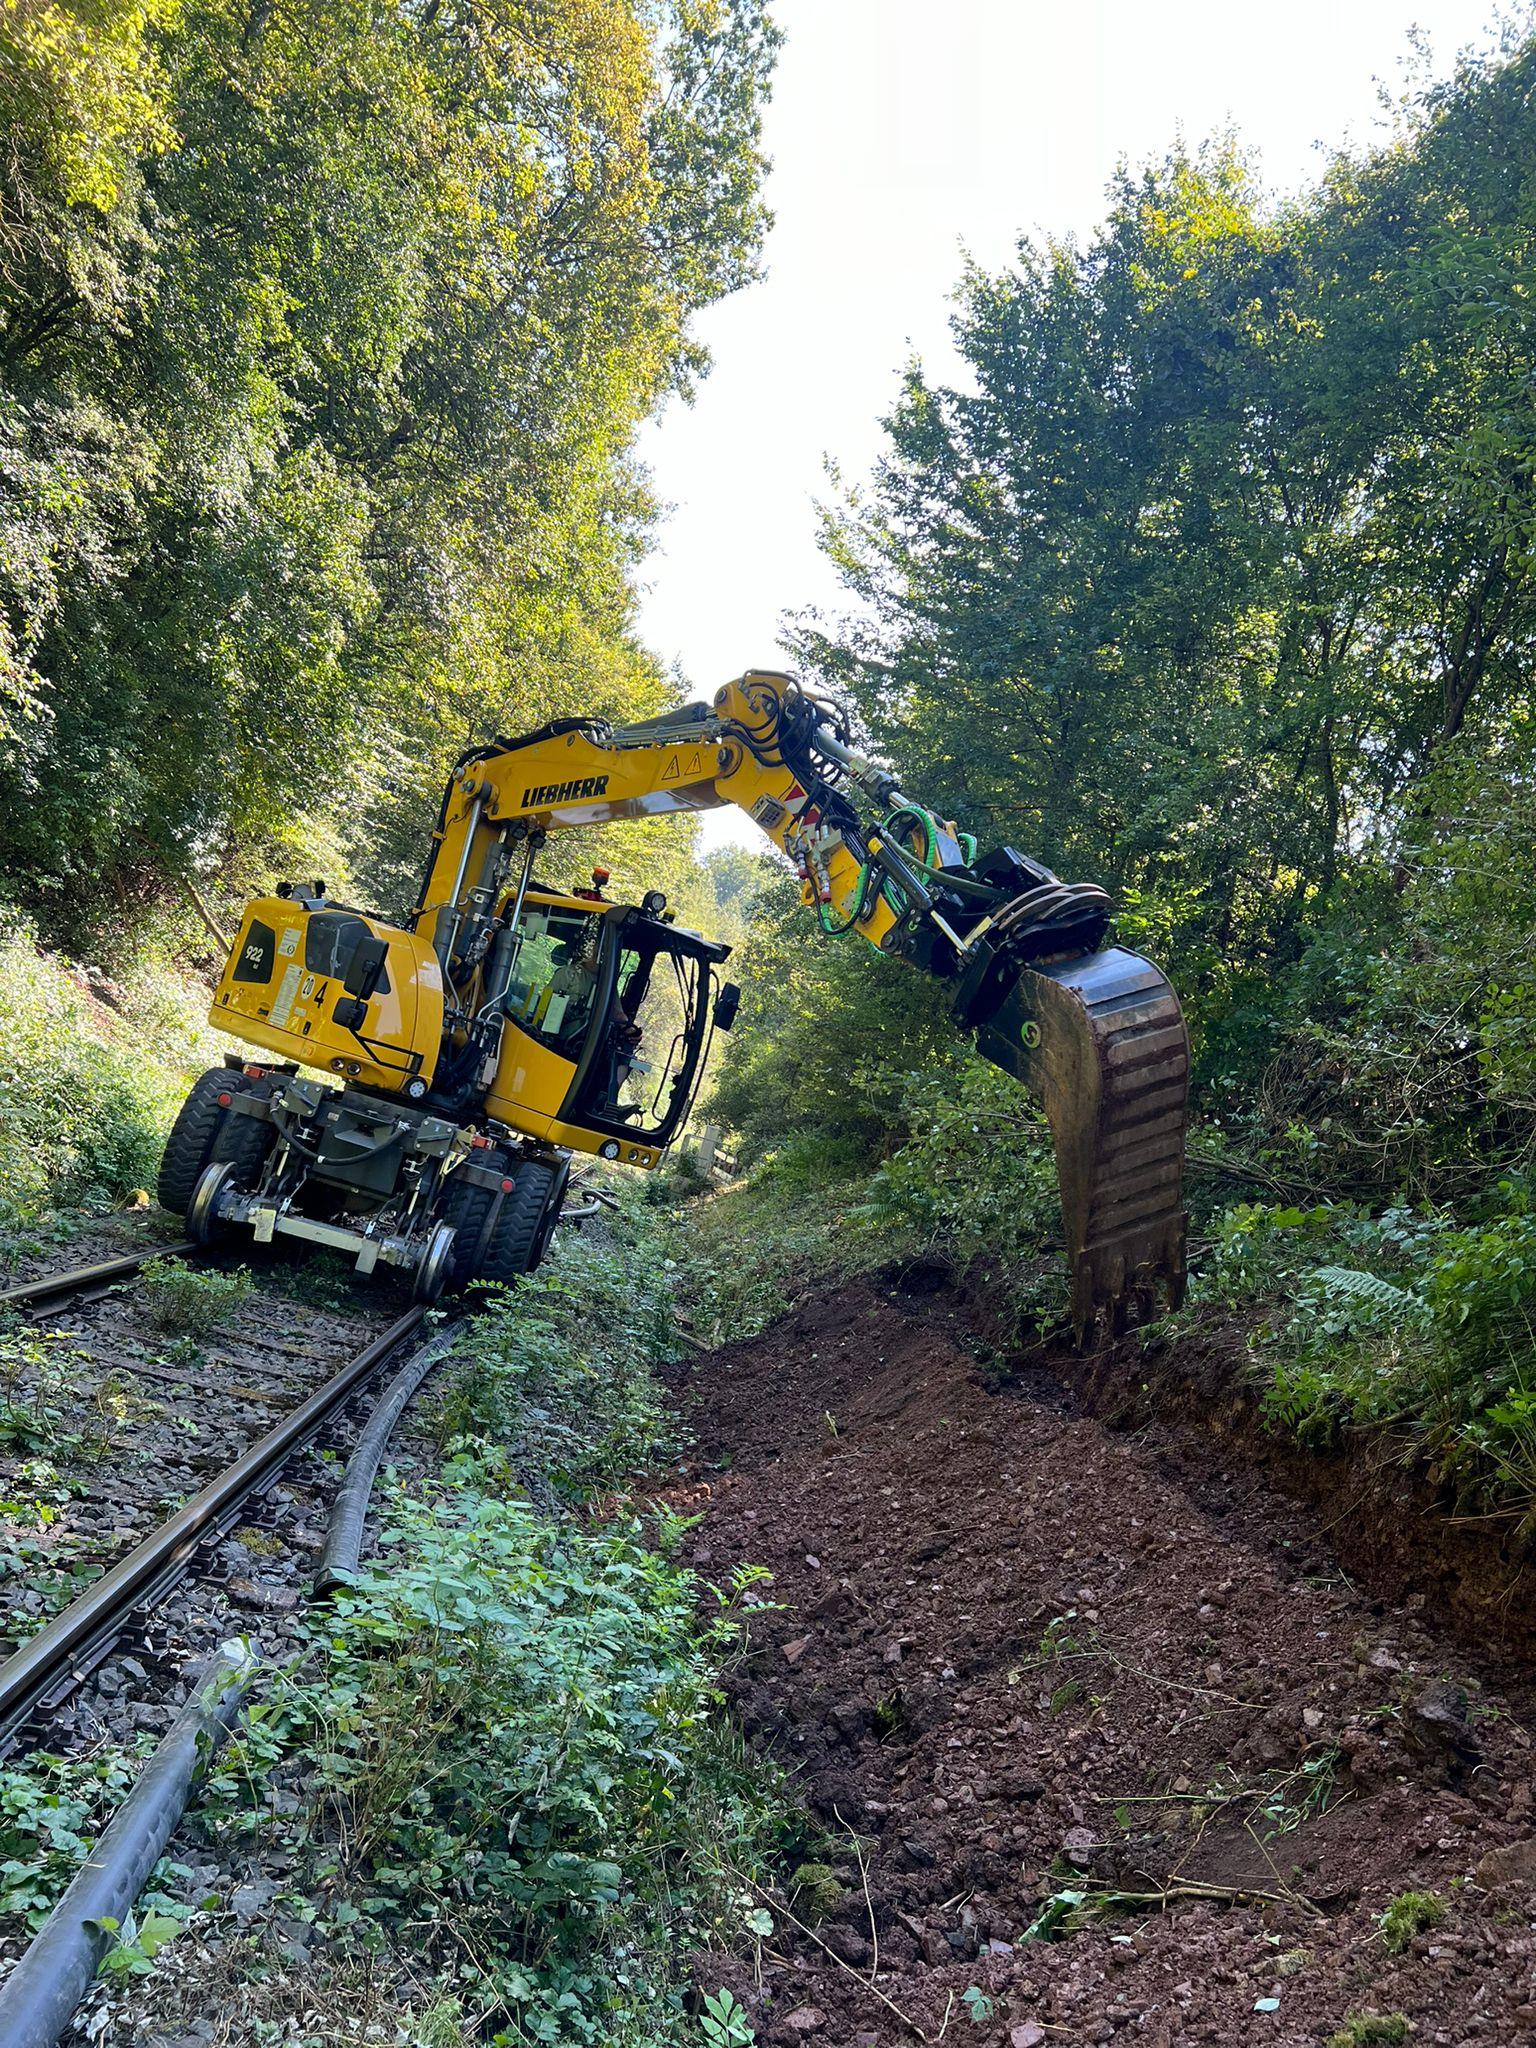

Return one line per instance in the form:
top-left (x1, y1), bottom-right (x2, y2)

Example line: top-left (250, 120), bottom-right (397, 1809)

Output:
top-left (0, 1640), bottom-right (257, 2048)
top-left (313, 1332), bottom-right (454, 1598)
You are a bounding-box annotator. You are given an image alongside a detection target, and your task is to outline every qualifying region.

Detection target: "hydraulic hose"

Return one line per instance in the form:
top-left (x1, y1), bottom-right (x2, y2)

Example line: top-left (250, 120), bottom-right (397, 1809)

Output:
top-left (313, 1331), bottom-right (454, 1598)
top-left (0, 1641), bottom-right (257, 2048)
top-left (816, 801), bottom-right (972, 935)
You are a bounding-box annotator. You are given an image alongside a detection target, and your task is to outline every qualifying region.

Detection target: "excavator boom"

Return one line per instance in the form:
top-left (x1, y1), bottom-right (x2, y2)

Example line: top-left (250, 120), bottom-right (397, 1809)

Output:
top-left (424, 672), bottom-right (1189, 1335)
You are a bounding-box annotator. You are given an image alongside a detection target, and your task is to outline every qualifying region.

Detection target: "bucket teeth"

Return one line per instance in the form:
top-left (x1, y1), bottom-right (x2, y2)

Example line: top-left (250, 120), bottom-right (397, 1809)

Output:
top-left (971, 945), bottom-right (1189, 1345)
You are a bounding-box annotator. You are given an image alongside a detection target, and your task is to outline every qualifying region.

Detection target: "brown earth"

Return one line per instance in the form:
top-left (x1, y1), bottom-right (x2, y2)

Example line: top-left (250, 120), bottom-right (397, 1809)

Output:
top-left (666, 1271), bottom-right (1536, 2048)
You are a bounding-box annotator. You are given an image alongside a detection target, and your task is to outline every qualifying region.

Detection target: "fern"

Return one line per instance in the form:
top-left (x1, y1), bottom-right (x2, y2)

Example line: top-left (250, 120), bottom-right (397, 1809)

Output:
top-left (1308, 1267), bottom-right (1420, 1315)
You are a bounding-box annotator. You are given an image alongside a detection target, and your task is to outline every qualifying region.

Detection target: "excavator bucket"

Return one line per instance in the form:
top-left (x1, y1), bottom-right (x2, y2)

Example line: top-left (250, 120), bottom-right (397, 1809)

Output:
top-left (971, 946), bottom-right (1189, 1342)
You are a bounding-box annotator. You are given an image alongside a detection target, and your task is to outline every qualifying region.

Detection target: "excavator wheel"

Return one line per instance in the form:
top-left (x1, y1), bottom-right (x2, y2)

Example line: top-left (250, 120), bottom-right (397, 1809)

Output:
top-left (440, 1154), bottom-right (563, 1290)
top-left (156, 1066), bottom-right (247, 1217)
top-left (208, 1077), bottom-right (277, 1190)
top-left (529, 1157), bottom-right (571, 1268)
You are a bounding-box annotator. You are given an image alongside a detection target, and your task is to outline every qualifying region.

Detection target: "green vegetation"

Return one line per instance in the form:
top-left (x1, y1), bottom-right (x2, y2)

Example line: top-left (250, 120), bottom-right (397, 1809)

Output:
top-left (431, 1226), bottom-right (679, 1493)
top-left (0, 1319), bottom-right (99, 1455)
top-left (1377, 1889), bottom-right (1447, 1954)
top-left (139, 1256), bottom-right (251, 1338)
top-left (1, 0), bottom-right (779, 938)
top-left (787, 1861), bottom-right (846, 1923)
top-left (1327, 2016), bottom-right (1410, 2048)
top-left (696, 29), bottom-right (1536, 1525)
top-left (0, 911), bottom-right (215, 1243)
top-left (1, 1739), bottom-right (157, 1933)
top-left (187, 1204), bottom-right (787, 2042)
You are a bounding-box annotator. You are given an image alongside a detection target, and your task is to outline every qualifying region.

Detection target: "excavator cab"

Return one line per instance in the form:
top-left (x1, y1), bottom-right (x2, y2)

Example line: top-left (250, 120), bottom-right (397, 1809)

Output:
top-left (481, 889), bottom-right (734, 1166)
top-left (167, 867), bottom-right (737, 1302)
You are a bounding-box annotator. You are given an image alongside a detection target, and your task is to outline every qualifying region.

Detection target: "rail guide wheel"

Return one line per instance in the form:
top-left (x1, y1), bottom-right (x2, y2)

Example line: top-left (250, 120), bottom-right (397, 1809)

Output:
top-left (187, 1160), bottom-right (239, 1246)
top-left (412, 1221), bottom-right (457, 1304)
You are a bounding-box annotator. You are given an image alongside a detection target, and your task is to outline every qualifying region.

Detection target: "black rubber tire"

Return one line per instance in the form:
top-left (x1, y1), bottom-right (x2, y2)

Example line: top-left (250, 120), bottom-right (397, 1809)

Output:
top-left (436, 1152), bottom-right (512, 1288)
top-left (529, 1156), bottom-right (571, 1269)
top-left (208, 1080), bottom-right (276, 1190)
top-left (156, 1067), bottom-right (245, 1216)
top-left (482, 1159), bottom-right (560, 1283)
top-left (438, 1155), bottom-right (564, 1289)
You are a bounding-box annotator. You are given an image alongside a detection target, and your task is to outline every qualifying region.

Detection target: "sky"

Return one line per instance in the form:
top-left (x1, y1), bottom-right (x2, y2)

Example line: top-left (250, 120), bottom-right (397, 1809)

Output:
top-left (634, 0), bottom-right (1508, 851)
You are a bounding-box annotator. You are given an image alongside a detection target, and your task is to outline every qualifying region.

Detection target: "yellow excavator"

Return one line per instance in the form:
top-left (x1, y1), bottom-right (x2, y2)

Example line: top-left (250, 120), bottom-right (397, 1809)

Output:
top-left (159, 673), bottom-right (1189, 1334)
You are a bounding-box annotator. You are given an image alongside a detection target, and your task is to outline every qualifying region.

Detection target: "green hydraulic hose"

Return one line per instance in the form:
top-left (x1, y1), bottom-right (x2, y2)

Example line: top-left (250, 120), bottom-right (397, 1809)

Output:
top-left (817, 802), bottom-right (970, 935)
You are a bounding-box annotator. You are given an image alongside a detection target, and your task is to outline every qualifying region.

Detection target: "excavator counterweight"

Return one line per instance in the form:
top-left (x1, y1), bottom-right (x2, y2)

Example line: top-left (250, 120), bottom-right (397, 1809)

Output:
top-left (161, 671), bottom-right (1189, 1327)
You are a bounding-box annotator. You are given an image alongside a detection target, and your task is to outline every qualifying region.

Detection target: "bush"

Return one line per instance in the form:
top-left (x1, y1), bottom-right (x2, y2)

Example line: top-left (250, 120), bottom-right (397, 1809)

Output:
top-left (240, 1490), bottom-right (782, 2044)
top-left (855, 1063), bottom-right (1062, 1273)
top-left (0, 912), bottom-right (172, 1228)
top-left (197, 1202), bottom-right (789, 2046)
top-left (140, 1257), bottom-right (252, 1337)
top-left (1, 1742), bottom-right (151, 1933)
top-left (1199, 1191), bottom-right (1536, 1528)
top-left (0, 906), bottom-right (229, 1242)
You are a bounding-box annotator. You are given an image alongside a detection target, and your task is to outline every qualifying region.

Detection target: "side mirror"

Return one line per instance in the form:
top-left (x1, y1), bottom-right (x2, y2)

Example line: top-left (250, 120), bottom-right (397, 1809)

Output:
top-left (343, 934), bottom-right (389, 1001)
top-left (335, 934), bottom-right (389, 1031)
top-left (712, 980), bottom-right (741, 1032)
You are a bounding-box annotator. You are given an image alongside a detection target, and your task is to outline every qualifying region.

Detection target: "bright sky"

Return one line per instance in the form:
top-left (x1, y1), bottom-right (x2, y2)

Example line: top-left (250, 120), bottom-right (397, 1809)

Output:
top-left (636, 0), bottom-right (1506, 851)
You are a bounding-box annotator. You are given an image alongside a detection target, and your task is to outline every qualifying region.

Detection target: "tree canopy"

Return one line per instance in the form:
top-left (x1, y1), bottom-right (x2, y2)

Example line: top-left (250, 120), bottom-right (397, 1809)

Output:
top-left (0, 0), bottom-right (780, 931)
top-left (712, 31), bottom-right (1536, 1200)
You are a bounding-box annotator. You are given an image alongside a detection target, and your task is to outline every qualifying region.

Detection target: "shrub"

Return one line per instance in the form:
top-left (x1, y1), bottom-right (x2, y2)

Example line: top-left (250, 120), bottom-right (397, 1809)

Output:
top-left (431, 1202), bottom-right (677, 1493)
top-left (140, 1257), bottom-right (252, 1338)
top-left (1, 1743), bottom-right (149, 1933)
top-left (0, 912), bottom-right (171, 1228)
top-left (1209, 1191), bottom-right (1536, 1525)
top-left (0, 907), bottom-right (228, 1242)
top-left (202, 1483), bottom-right (786, 2043)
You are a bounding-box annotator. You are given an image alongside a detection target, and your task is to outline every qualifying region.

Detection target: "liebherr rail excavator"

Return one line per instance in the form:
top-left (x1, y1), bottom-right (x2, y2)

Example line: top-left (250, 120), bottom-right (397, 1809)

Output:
top-left (158, 673), bottom-right (1189, 1336)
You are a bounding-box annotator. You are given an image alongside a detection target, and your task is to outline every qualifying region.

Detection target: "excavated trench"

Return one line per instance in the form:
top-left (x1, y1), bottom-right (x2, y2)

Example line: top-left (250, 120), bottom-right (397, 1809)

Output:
top-left (665, 1269), bottom-right (1536, 2048)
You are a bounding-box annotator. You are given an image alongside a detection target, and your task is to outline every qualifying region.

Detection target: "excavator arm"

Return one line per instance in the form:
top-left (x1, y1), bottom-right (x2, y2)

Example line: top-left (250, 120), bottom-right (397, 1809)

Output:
top-left (415, 672), bottom-right (1189, 1337)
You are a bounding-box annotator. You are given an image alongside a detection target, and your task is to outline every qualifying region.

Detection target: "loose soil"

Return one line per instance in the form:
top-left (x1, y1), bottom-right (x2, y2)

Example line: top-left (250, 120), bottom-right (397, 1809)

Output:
top-left (669, 1273), bottom-right (1536, 2048)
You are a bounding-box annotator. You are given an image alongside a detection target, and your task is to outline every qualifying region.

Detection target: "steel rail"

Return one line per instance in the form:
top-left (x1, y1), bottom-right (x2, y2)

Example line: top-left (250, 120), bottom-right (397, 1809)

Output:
top-left (0, 1242), bottom-right (196, 1314)
top-left (0, 1305), bottom-right (427, 1753)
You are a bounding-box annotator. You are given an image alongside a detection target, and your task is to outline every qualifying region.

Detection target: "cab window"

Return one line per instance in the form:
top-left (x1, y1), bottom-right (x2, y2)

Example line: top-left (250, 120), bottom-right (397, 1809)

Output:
top-left (504, 905), bottom-right (602, 1056)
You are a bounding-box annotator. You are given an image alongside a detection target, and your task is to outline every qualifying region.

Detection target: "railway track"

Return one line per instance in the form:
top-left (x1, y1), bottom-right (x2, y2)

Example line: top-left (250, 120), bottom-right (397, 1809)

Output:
top-left (0, 1195), bottom-right (615, 2043)
top-left (0, 1246), bottom-right (431, 1753)
top-left (0, 1243), bottom-right (455, 2046)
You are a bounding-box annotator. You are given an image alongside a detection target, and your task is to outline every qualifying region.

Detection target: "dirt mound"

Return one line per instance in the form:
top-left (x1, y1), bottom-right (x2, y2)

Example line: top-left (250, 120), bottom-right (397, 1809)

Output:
top-left (666, 1275), bottom-right (1536, 2047)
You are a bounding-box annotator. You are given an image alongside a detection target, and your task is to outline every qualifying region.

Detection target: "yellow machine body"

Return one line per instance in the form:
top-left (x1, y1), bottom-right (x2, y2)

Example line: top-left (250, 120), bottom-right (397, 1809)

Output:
top-left (176, 670), bottom-right (1189, 1327)
top-left (211, 897), bottom-right (445, 1093)
top-left (456, 885), bottom-right (665, 1169)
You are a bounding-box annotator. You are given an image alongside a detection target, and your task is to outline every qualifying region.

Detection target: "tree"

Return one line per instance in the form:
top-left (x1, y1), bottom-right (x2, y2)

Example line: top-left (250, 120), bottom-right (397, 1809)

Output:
top-left (0, 0), bottom-right (781, 936)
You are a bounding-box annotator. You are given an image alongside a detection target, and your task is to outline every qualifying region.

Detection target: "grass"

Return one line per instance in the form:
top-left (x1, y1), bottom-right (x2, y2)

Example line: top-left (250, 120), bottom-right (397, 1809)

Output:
top-left (661, 1139), bottom-right (883, 1349)
top-left (1327, 2016), bottom-right (1410, 2047)
top-left (0, 906), bottom-right (229, 1253)
top-left (1180, 1195), bottom-right (1536, 1534)
top-left (1377, 1888), bottom-right (1446, 1953)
